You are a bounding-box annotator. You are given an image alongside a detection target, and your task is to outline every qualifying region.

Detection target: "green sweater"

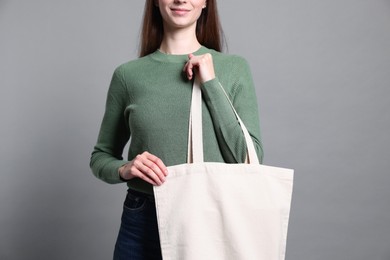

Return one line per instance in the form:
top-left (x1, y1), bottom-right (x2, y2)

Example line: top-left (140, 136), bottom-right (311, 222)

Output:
top-left (90, 46), bottom-right (263, 194)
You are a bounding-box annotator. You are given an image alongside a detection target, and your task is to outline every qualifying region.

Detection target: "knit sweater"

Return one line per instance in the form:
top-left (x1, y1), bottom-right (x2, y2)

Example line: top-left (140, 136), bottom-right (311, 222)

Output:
top-left (90, 46), bottom-right (263, 194)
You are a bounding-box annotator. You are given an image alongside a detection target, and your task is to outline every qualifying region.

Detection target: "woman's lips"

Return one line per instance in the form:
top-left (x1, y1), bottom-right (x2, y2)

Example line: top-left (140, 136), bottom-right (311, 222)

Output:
top-left (171, 8), bottom-right (190, 16)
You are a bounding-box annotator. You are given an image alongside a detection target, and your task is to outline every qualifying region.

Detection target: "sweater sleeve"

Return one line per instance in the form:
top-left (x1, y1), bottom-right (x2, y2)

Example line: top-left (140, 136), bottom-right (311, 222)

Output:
top-left (201, 56), bottom-right (264, 163)
top-left (89, 66), bottom-right (130, 184)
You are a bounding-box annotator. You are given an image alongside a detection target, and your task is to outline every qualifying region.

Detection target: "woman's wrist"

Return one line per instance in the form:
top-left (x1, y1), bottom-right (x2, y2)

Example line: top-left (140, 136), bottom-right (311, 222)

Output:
top-left (118, 163), bottom-right (131, 182)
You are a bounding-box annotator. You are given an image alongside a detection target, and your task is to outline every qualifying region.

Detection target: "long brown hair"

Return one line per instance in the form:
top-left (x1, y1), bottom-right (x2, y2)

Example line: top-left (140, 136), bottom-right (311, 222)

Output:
top-left (139, 0), bottom-right (225, 57)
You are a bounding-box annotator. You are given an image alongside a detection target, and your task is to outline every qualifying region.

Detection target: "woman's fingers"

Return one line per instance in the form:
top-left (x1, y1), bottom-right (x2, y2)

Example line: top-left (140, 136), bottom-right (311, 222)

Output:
top-left (122, 152), bottom-right (168, 186)
top-left (183, 53), bottom-right (215, 83)
top-left (145, 152), bottom-right (168, 176)
top-left (140, 152), bottom-right (167, 184)
top-left (130, 165), bottom-right (160, 186)
top-left (133, 157), bottom-right (164, 186)
top-left (183, 57), bottom-right (194, 80)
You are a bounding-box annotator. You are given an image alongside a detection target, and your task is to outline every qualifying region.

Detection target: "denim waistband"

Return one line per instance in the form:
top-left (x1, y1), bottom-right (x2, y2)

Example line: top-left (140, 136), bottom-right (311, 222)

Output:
top-left (127, 188), bottom-right (155, 201)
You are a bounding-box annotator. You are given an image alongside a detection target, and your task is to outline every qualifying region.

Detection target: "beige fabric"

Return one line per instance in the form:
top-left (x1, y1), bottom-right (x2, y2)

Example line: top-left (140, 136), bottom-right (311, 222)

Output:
top-left (154, 80), bottom-right (294, 260)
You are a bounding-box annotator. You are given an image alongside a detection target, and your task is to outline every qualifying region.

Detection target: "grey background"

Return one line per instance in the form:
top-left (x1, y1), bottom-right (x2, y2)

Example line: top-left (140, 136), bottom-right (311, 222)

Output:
top-left (1, 0), bottom-right (389, 259)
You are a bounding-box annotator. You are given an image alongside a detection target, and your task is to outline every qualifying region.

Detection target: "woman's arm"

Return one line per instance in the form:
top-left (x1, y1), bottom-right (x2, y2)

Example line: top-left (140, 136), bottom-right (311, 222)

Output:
top-left (184, 54), bottom-right (263, 163)
top-left (90, 66), bottom-right (168, 185)
top-left (90, 66), bottom-right (131, 184)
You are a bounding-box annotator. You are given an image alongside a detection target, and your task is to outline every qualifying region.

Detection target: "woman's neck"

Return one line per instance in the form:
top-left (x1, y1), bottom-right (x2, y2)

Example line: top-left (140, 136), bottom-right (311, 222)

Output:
top-left (159, 26), bottom-right (201, 55)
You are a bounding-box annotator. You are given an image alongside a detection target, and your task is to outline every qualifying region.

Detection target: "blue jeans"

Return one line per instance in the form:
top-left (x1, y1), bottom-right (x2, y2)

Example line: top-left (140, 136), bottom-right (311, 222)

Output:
top-left (113, 189), bottom-right (163, 260)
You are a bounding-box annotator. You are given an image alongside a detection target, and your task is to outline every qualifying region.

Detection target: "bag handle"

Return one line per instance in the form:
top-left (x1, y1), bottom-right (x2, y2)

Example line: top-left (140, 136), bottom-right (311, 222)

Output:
top-left (187, 77), bottom-right (203, 163)
top-left (187, 78), bottom-right (259, 164)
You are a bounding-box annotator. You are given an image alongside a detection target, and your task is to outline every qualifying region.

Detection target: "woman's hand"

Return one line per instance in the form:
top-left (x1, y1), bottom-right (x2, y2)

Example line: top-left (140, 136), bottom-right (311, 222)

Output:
top-left (183, 53), bottom-right (216, 83)
top-left (119, 152), bottom-right (168, 186)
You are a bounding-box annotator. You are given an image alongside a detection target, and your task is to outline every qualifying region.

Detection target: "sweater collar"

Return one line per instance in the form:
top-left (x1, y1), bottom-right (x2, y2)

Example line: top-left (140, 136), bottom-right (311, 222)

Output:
top-left (149, 46), bottom-right (209, 63)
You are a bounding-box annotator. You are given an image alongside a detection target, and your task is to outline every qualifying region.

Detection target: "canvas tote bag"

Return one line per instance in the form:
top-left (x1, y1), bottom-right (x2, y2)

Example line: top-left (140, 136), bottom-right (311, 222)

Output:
top-left (154, 78), bottom-right (294, 260)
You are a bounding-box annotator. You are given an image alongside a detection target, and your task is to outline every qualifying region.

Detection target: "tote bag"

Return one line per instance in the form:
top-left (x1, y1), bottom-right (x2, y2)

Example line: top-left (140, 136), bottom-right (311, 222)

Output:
top-left (154, 78), bottom-right (294, 260)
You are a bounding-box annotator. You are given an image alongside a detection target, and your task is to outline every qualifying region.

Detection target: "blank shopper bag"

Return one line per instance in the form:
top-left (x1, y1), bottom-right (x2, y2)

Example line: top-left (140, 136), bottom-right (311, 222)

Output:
top-left (154, 78), bottom-right (294, 260)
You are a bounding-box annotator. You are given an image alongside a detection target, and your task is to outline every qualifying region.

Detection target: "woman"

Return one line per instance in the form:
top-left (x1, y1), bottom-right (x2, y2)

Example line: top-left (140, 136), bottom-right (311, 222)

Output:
top-left (90, 0), bottom-right (264, 259)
